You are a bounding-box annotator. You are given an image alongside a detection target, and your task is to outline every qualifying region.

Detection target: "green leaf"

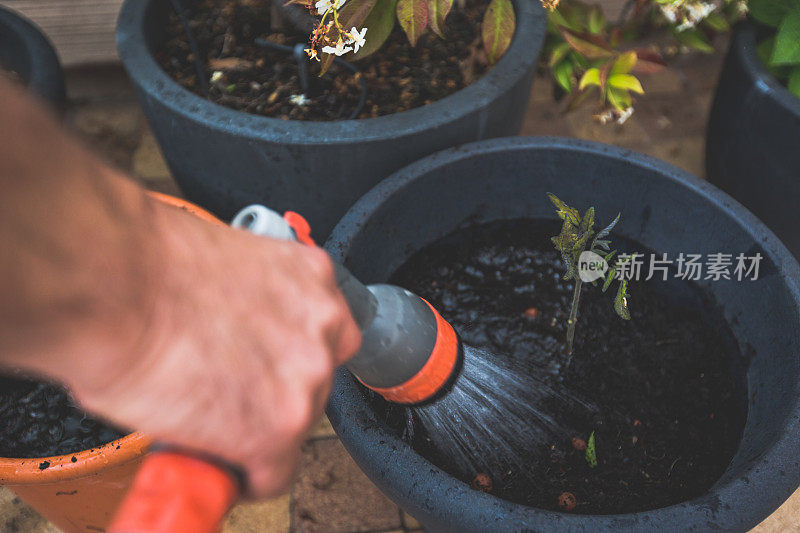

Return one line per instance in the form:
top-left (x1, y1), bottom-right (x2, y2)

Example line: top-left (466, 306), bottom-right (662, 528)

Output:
top-left (587, 5), bottom-right (606, 35)
top-left (549, 3), bottom-right (585, 33)
top-left (397, 0), bottom-right (429, 47)
top-left (547, 6), bottom-right (582, 33)
top-left (559, 28), bottom-right (613, 59)
top-left (610, 51), bottom-right (637, 76)
top-left (703, 12), bottom-right (730, 32)
top-left (547, 193), bottom-right (581, 225)
top-left (771, 6), bottom-right (800, 66)
top-left (602, 270), bottom-right (615, 292)
top-left (788, 66), bottom-right (800, 98)
top-left (549, 42), bottom-right (572, 68)
top-left (319, 0), bottom-right (378, 75)
top-left (607, 86), bottom-right (631, 110)
top-left (749, 0), bottom-right (796, 28)
top-left (580, 207), bottom-right (595, 237)
top-left (608, 73), bottom-right (644, 94)
top-left (351, 0), bottom-right (397, 59)
top-left (427, 0), bottom-right (453, 38)
top-left (596, 213), bottom-right (620, 239)
top-left (585, 431), bottom-right (598, 468)
top-left (673, 27), bottom-right (713, 53)
top-left (578, 68), bottom-right (600, 90)
top-left (553, 60), bottom-right (575, 93)
top-left (757, 36), bottom-right (777, 67)
top-left (482, 0), bottom-right (516, 65)
top-left (614, 280), bottom-right (631, 320)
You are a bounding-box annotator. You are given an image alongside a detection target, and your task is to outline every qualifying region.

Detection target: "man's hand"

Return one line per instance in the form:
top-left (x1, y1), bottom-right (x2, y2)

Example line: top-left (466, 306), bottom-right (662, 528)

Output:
top-left (0, 77), bottom-right (360, 498)
top-left (69, 199), bottom-right (361, 498)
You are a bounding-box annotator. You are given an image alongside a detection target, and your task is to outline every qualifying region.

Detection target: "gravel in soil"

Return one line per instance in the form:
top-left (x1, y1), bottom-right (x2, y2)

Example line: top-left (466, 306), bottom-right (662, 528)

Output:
top-left (0, 376), bottom-right (125, 459)
top-left (157, 0), bottom-right (490, 121)
top-left (376, 219), bottom-right (748, 514)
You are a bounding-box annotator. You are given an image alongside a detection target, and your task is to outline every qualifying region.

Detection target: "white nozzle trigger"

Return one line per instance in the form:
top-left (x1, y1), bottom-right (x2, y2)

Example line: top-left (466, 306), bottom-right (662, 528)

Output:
top-left (231, 205), bottom-right (296, 242)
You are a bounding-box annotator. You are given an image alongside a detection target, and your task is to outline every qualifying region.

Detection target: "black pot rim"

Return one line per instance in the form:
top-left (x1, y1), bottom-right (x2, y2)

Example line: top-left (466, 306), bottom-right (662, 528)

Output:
top-left (737, 20), bottom-right (800, 118)
top-left (0, 5), bottom-right (64, 108)
top-left (115, 0), bottom-right (544, 145)
top-left (325, 136), bottom-right (800, 531)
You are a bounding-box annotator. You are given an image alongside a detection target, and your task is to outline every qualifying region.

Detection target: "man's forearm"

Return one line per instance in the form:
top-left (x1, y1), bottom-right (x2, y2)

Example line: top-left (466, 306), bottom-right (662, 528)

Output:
top-left (0, 78), bottom-right (161, 379)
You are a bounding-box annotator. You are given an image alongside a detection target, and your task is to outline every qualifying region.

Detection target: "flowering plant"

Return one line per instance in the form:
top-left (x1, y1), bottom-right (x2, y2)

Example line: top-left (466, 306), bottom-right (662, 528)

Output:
top-left (295, 0), bottom-right (517, 74)
top-left (541, 0), bottom-right (746, 123)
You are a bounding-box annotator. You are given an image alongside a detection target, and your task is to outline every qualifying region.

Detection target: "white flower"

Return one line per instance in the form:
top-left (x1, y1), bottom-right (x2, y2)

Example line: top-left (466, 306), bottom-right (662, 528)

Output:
top-left (322, 40), bottom-right (353, 57)
top-left (290, 94), bottom-right (311, 106)
top-left (616, 107), bottom-right (634, 125)
top-left (347, 27), bottom-right (368, 53)
top-left (315, 0), bottom-right (345, 14)
top-left (210, 71), bottom-right (224, 83)
top-left (658, 4), bottom-right (679, 23)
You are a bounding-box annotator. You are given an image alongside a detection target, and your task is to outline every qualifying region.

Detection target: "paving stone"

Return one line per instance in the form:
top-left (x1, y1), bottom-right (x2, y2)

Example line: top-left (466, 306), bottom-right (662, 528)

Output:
top-left (310, 415), bottom-right (336, 439)
top-left (565, 104), bottom-right (652, 148)
top-left (640, 136), bottom-right (706, 178)
top-left (291, 438), bottom-right (402, 533)
top-left (68, 103), bottom-right (144, 171)
top-left (633, 94), bottom-right (707, 140)
top-left (673, 46), bottom-right (728, 93)
top-left (65, 65), bottom-right (140, 104)
top-left (133, 130), bottom-right (172, 181)
top-left (520, 100), bottom-right (572, 138)
top-left (402, 510), bottom-right (422, 529)
top-left (528, 74), bottom-right (557, 104)
top-left (222, 492), bottom-right (290, 533)
top-left (0, 487), bottom-right (61, 533)
top-left (143, 178), bottom-right (182, 197)
top-left (637, 69), bottom-right (685, 95)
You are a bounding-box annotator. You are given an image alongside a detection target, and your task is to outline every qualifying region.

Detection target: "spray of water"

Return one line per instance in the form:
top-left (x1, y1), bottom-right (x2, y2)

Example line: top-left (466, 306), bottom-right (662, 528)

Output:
top-left (401, 344), bottom-right (595, 485)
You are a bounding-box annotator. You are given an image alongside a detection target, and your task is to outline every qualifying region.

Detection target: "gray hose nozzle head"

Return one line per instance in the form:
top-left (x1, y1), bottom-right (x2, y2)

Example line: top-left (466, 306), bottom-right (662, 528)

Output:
top-left (232, 205), bottom-right (459, 404)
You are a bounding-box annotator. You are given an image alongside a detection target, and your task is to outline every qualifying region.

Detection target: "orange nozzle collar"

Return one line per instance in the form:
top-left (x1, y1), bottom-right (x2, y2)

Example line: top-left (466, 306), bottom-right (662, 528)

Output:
top-left (283, 211), bottom-right (316, 246)
top-left (364, 299), bottom-right (459, 404)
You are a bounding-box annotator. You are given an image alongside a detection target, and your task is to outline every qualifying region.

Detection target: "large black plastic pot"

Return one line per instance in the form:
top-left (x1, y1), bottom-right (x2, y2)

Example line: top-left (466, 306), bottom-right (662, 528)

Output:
top-left (116, 0), bottom-right (545, 240)
top-left (0, 5), bottom-right (65, 109)
top-left (325, 137), bottom-right (800, 532)
top-left (706, 22), bottom-right (800, 259)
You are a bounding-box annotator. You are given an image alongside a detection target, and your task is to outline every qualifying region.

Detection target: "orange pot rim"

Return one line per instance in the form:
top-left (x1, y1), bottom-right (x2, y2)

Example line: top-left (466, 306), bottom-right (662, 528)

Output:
top-left (0, 432), bottom-right (152, 485)
top-left (1, 193), bottom-right (219, 486)
top-left (146, 191), bottom-right (224, 225)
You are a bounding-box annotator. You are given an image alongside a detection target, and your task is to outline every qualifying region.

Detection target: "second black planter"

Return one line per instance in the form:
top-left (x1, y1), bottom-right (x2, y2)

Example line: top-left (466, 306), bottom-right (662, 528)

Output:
top-left (0, 5), bottom-right (65, 109)
top-left (325, 137), bottom-right (800, 532)
top-left (116, 0), bottom-right (545, 240)
top-left (706, 22), bottom-right (800, 259)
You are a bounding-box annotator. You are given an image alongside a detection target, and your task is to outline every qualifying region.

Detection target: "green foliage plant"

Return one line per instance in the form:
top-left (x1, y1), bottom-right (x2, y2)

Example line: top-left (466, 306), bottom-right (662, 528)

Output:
top-left (548, 193), bottom-right (630, 363)
top-left (750, 0), bottom-right (800, 98)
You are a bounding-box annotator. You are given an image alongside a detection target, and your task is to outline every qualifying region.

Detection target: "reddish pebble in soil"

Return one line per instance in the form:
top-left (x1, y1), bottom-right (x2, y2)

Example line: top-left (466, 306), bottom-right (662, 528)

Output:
top-left (472, 473), bottom-right (493, 492)
top-left (571, 437), bottom-right (587, 451)
top-left (558, 491), bottom-right (577, 511)
top-left (156, 0), bottom-right (491, 121)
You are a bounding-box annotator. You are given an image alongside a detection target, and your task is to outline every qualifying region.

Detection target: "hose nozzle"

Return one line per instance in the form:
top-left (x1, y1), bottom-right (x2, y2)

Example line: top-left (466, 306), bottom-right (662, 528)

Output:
top-left (232, 205), bottom-right (460, 404)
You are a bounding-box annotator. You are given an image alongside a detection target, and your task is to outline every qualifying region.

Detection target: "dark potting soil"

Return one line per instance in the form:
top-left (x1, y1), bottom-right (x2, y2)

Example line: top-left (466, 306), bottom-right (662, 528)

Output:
top-left (0, 376), bottom-right (125, 458)
top-left (156, 0), bottom-right (490, 121)
top-left (375, 219), bottom-right (748, 514)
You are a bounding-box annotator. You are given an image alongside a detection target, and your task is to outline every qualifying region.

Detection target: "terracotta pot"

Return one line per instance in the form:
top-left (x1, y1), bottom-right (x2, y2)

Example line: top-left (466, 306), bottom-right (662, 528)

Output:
top-left (0, 433), bottom-right (151, 533)
top-left (0, 193), bottom-right (221, 533)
